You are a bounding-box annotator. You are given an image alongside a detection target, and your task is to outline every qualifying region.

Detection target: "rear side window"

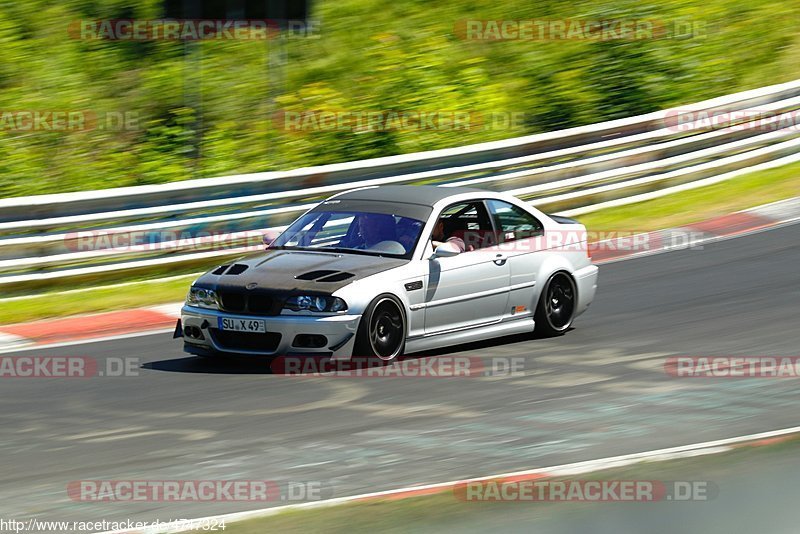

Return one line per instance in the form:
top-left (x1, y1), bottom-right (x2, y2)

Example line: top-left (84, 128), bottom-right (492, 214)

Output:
top-left (439, 202), bottom-right (484, 231)
top-left (486, 200), bottom-right (543, 243)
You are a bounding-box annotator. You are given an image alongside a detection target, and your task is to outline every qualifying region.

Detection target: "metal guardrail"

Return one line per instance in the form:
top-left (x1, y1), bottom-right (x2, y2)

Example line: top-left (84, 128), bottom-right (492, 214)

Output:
top-left (2, 78), bottom-right (800, 290)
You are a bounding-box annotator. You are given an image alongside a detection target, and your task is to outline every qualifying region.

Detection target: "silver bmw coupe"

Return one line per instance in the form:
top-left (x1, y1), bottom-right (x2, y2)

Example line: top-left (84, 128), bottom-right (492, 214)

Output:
top-left (178, 185), bottom-right (598, 362)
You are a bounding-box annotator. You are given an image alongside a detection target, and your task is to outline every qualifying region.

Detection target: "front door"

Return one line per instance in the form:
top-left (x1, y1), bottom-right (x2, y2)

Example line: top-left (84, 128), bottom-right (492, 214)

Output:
top-left (423, 201), bottom-right (510, 334)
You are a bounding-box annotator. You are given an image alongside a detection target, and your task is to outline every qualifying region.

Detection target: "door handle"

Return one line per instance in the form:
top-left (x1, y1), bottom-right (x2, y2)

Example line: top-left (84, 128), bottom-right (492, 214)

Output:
top-left (493, 253), bottom-right (507, 266)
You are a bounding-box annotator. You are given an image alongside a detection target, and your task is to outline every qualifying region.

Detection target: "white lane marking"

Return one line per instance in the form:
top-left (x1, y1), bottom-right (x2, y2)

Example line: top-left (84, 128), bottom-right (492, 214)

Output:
top-left (0, 332), bottom-right (32, 351)
top-left (99, 425), bottom-right (800, 534)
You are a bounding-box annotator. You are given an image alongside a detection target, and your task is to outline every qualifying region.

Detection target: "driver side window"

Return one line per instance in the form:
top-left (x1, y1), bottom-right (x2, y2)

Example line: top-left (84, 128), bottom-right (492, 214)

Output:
top-left (431, 201), bottom-right (494, 252)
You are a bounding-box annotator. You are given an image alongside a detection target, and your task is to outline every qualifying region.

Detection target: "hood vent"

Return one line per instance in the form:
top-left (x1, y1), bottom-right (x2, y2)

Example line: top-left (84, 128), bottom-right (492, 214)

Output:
top-left (225, 264), bottom-right (249, 275)
top-left (295, 270), bottom-right (338, 280)
top-left (318, 272), bottom-right (355, 282)
top-left (212, 265), bottom-right (230, 275)
top-left (295, 270), bottom-right (355, 282)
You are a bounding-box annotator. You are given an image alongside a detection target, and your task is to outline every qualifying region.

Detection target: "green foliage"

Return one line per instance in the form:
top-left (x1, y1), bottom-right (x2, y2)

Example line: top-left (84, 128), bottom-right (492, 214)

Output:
top-left (1, 0), bottom-right (799, 196)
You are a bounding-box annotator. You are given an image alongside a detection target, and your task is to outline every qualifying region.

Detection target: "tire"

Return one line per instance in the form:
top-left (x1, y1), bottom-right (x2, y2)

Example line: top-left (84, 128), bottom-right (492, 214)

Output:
top-left (353, 294), bottom-right (407, 363)
top-left (534, 272), bottom-right (577, 337)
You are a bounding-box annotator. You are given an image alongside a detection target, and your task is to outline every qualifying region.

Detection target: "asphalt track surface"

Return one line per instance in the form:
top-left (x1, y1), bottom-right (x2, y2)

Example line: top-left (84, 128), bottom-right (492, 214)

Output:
top-left (1, 222), bottom-right (799, 528)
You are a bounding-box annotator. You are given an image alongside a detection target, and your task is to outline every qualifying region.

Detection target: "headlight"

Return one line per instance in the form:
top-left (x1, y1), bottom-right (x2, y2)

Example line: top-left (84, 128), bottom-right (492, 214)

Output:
top-left (284, 295), bottom-right (348, 313)
top-left (187, 287), bottom-right (219, 309)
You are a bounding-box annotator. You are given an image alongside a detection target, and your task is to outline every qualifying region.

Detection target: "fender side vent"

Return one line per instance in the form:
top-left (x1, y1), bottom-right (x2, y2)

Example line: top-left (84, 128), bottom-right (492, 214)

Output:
top-left (404, 280), bottom-right (423, 291)
top-left (318, 272), bottom-right (355, 283)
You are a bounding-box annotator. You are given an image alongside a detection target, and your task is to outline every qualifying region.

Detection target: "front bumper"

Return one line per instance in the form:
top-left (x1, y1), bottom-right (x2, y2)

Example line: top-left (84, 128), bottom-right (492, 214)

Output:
top-left (180, 305), bottom-right (361, 359)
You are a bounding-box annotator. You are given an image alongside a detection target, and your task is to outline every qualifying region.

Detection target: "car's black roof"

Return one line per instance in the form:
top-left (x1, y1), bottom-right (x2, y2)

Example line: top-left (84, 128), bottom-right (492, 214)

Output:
top-left (334, 185), bottom-right (489, 207)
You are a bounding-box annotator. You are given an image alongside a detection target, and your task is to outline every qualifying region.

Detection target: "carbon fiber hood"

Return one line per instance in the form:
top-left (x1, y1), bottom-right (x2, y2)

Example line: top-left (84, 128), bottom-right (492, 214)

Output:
top-left (194, 249), bottom-right (408, 295)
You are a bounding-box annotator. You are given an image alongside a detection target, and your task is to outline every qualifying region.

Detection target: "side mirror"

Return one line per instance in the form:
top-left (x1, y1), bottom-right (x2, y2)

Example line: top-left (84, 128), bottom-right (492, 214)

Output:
top-left (432, 241), bottom-right (461, 258)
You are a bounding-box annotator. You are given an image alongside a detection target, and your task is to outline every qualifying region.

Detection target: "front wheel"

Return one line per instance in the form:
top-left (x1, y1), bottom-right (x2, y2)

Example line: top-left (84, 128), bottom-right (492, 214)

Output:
top-left (353, 295), bottom-right (406, 362)
top-left (534, 272), bottom-right (577, 337)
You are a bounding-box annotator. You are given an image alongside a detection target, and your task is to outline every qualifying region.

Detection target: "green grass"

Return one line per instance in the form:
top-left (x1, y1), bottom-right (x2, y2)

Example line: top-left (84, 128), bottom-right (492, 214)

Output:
top-left (2, 0), bottom-right (800, 196)
top-left (205, 434), bottom-right (800, 533)
top-left (0, 275), bottom-right (195, 324)
top-left (1, 160), bottom-right (799, 325)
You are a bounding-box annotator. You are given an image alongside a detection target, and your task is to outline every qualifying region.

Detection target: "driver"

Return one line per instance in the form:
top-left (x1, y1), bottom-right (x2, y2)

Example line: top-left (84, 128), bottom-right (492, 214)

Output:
top-left (353, 213), bottom-right (397, 249)
top-left (431, 217), bottom-right (466, 253)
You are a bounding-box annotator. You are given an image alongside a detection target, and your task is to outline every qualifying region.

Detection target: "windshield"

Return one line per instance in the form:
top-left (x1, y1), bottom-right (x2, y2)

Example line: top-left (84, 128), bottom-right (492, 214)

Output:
top-left (271, 210), bottom-right (426, 258)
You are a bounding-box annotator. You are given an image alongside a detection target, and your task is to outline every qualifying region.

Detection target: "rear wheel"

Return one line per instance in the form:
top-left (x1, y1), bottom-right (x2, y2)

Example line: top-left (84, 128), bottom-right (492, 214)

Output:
top-left (354, 295), bottom-right (406, 362)
top-left (534, 272), bottom-right (577, 337)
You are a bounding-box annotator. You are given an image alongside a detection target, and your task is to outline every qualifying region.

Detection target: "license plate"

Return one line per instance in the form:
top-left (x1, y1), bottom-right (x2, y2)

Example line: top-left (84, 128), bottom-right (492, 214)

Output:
top-left (218, 317), bottom-right (267, 333)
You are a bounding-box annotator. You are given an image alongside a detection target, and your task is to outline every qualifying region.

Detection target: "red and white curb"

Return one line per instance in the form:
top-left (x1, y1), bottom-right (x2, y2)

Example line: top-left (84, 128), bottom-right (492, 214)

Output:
top-left (2, 196), bottom-right (800, 353)
top-left (99, 425), bottom-right (800, 534)
top-left (0, 303), bottom-right (181, 353)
